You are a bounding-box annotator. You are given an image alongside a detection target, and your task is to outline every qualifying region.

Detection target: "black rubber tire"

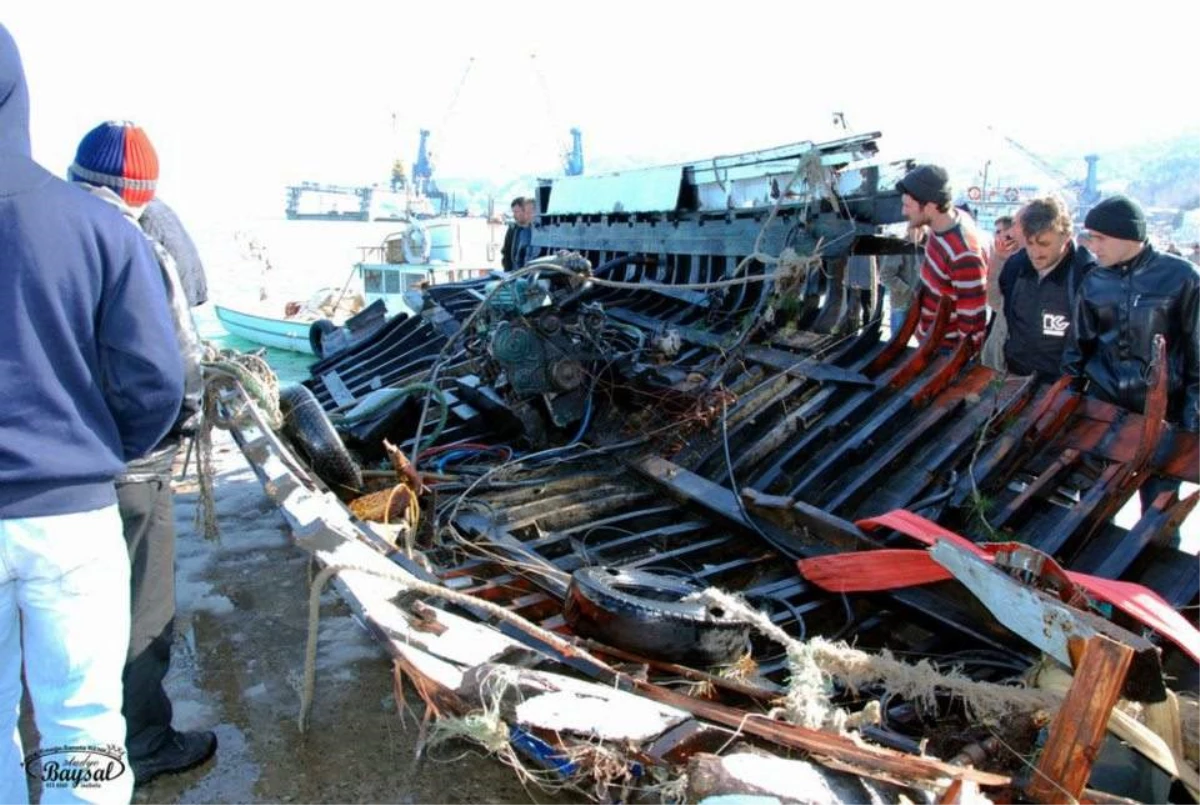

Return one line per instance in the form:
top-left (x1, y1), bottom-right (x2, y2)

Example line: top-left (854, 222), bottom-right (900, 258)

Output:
top-left (564, 567), bottom-right (750, 667)
top-left (308, 319), bottom-right (338, 358)
top-left (277, 384), bottom-right (363, 493)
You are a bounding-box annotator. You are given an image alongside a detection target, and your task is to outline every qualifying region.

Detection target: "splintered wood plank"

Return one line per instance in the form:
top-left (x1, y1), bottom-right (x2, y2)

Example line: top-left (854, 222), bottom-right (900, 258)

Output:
top-left (1026, 635), bottom-right (1135, 804)
top-left (929, 540), bottom-right (1163, 700)
top-left (634, 679), bottom-right (1010, 790)
top-left (687, 752), bottom-right (870, 803)
top-left (458, 663), bottom-right (690, 742)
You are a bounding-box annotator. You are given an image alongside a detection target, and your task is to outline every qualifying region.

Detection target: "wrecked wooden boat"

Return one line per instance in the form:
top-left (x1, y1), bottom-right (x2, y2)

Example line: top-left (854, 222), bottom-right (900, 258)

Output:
top-left (212, 132), bottom-right (1200, 803)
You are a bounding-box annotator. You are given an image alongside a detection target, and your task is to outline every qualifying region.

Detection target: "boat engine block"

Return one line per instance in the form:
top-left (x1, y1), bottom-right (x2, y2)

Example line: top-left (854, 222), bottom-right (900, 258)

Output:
top-left (485, 306), bottom-right (604, 429)
top-left (464, 254), bottom-right (638, 438)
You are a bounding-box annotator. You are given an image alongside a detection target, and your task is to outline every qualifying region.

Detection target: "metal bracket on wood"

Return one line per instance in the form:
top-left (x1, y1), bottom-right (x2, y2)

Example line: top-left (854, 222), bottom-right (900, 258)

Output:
top-left (929, 539), bottom-right (1165, 702)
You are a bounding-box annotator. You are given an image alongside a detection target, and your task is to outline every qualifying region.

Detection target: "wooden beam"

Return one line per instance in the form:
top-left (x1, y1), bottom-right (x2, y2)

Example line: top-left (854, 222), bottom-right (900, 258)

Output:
top-left (687, 752), bottom-right (868, 802)
top-left (630, 676), bottom-right (1011, 789)
top-left (947, 376), bottom-right (1067, 509)
top-left (1026, 635), bottom-right (1135, 803)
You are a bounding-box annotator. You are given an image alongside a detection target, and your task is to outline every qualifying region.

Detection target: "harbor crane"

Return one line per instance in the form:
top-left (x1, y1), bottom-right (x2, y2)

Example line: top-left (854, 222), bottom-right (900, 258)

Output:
top-left (989, 126), bottom-right (1100, 208)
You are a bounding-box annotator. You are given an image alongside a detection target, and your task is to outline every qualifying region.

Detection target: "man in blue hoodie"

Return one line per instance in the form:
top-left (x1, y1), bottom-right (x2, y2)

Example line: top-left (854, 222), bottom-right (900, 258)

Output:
top-left (0, 24), bottom-right (184, 805)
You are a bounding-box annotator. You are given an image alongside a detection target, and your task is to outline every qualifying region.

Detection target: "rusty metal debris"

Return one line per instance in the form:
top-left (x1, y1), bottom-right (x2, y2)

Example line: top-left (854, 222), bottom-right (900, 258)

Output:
top-left (218, 133), bottom-right (1199, 803)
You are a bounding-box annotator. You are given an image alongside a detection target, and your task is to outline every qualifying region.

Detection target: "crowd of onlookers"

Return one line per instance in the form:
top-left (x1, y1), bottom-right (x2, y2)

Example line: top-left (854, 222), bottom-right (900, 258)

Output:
top-left (892, 163), bottom-right (1196, 549)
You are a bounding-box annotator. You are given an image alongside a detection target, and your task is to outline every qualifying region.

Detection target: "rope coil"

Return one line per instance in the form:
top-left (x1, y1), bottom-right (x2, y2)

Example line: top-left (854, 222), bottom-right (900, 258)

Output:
top-left (193, 343), bottom-right (283, 540)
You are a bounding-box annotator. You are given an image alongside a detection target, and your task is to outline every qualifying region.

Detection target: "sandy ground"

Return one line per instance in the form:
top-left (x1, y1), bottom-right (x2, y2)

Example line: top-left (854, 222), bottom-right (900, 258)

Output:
top-left (22, 430), bottom-right (560, 804)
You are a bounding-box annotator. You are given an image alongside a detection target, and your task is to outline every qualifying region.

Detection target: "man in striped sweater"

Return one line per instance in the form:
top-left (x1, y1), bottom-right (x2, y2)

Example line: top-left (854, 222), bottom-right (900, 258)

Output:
top-left (896, 165), bottom-right (988, 353)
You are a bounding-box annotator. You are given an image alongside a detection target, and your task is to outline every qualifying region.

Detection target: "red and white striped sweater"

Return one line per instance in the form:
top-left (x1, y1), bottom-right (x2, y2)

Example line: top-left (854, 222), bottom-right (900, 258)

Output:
top-left (916, 216), bottom-right (987, 351)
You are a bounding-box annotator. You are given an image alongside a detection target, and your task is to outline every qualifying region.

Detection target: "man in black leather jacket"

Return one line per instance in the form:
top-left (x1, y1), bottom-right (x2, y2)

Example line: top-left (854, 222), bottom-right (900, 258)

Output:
top-left (1062, 195), bottom-right (1199, 544)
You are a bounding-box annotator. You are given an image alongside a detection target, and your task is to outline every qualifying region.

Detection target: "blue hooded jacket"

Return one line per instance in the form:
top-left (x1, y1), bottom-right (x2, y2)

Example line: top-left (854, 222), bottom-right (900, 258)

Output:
top-left (0, 24), bottom-right (185, 517)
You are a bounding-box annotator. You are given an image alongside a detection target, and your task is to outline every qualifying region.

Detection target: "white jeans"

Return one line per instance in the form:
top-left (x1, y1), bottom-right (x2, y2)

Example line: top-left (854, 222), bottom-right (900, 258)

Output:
top-left (0, 505), bottom-right (133, 805)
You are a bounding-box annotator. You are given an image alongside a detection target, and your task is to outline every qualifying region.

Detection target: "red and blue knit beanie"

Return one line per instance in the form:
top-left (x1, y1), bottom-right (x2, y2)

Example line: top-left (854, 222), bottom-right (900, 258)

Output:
top-left (69, 121), bottom-right (159, 207)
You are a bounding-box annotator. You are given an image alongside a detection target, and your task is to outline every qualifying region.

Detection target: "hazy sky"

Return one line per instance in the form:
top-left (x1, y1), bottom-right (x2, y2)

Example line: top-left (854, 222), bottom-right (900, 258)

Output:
top-left (5, 0), bottom-right (1197, 223)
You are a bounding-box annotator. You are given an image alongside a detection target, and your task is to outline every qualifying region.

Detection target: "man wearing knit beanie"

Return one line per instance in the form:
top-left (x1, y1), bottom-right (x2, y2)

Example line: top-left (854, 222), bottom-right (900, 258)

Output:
top-left (69, 121), bottom-right (218, 785)
top-left (896, 164), bottom-right (988, 352)
top-left (69, 120), bottom-right (159, 211)
top-left (1064, 194), bottom-right (1199, 545)
top-left (1083, 195), bottom-right (1147, 249)
top-left (69, 121), bottom-right (209, 306)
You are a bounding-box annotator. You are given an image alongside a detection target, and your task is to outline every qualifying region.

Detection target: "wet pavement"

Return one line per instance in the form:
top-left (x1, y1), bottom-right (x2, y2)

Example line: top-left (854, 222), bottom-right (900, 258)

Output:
top-left (21, 433), bottom-right (559, 804)
top-left (134, 436), bottom-right (557, 803)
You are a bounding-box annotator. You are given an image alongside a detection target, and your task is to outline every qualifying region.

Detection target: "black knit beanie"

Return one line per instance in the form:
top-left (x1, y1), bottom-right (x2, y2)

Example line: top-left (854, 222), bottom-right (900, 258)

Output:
top-left (1084, 195), bottom-right (1146, 242)
top-left (896, 164), bottom-right (952, 206)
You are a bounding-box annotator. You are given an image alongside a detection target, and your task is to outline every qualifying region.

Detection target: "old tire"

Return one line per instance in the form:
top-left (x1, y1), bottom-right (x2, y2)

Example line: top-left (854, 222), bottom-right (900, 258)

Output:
top-left (277, 384), bottom-right (363, 494)
top-left (564, 567), bottom-right (750, 667)
top-left (308, 318), bottom-right (338, 358)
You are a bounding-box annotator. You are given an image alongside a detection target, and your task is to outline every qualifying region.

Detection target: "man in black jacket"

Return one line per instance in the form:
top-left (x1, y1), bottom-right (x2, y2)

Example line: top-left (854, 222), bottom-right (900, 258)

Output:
top-left (998, 196), bottom-right (1096, 380)
top-left (141, 197), bottom-right (208, 307)
top-left (501, 195), bottom-right (534, 271)
top-left (1063, 195), bottom-right (1199, 543)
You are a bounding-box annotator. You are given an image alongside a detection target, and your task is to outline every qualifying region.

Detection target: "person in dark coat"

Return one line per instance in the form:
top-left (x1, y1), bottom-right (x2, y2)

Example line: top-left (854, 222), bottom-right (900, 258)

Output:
top-left (997, 196), bottom-right (1096, 380)
top-left (501, 195), bottom-right (534, 271)
top-left (1064, 194), bottom-right (1199, 545)
top-left (140, 197), bottom-right (208, 307)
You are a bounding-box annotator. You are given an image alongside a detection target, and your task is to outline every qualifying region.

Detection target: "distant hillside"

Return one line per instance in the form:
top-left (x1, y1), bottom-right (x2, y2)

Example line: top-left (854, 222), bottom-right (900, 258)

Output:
top-left (906, 130), bottom-right (1200, 218)
top-left (1102, 131), bottom-right (1200, 210)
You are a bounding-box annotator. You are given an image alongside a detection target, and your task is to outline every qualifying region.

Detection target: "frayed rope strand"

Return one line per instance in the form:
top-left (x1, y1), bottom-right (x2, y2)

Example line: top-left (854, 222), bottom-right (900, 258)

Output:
top-left (692, 588), bottom-right (1061, 729)
top-left (297, 561), bottom-right (615, 732)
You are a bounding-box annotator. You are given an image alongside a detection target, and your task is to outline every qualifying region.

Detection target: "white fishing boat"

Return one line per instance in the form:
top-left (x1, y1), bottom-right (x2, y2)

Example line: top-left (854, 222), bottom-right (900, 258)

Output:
top-left (214, 304), bottom-right (323, 355)
top-left (215, 218), bottom-right (502, 356)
